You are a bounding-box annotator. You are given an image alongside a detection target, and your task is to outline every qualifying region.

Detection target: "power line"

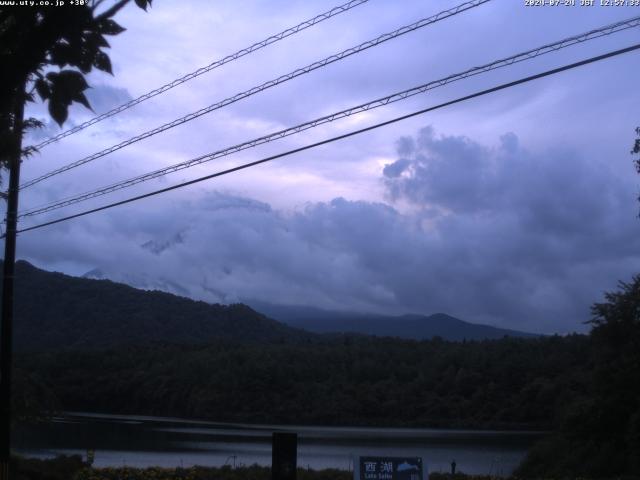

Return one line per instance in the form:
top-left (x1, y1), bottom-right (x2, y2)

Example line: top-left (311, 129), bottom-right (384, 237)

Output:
top-left (19, 14), bottom-right (639, 216)
top-left (20, 0), bottom-right (490, 190)
top-left (15, 42), bottom-right (640, 236)
top-left (31, 0), bottom-right (372, 150)
top-left (18, 14), bottom-right (640, 218)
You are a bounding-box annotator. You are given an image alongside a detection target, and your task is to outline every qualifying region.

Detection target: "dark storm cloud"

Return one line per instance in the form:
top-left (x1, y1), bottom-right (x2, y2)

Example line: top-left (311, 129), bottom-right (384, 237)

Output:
top-left (19, 122), bottom-right (640, 335)
top-left (380, 126), bottom-right (640, 330)
top-left (11, 1), bottom-right (640, 336)
top-left (383, 126), bottom-right (637, 244)
top-left (385, 126), bottom-right (503, 214)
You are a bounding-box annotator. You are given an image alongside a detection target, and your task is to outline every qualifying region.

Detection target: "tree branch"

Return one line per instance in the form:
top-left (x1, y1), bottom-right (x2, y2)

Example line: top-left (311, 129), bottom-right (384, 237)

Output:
top-left (91, 0), bottom-right (107, 12)
top-left (95, 0), bottom-right (130, 20)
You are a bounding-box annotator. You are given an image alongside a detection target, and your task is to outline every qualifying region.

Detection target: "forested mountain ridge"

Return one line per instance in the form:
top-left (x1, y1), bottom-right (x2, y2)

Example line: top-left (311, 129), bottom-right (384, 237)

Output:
top-left (6, 259), bottom-right (639, 477)
top-left (249, 301), bottom-right (539, 340)
top-left (2, 260), bottom-right (536, 352)
top-left (3, 260), bottom-right (311, 352)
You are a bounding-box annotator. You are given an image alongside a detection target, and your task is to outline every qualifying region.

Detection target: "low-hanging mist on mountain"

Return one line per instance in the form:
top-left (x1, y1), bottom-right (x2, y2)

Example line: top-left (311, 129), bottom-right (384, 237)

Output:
top-left (3, 260), bottom-right (536, 353)
top-left (5, 260), bottom-right (310, 352)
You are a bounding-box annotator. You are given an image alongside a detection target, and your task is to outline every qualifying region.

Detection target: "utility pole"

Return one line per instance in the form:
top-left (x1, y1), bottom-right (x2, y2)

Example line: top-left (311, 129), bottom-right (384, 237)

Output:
top-left (0, 80), bottom-right (25, 480)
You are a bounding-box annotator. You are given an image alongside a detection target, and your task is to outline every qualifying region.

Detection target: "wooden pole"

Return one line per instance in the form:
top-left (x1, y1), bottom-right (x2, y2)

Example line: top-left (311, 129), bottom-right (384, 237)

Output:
top-left (272, 432), bottom-right (297, 480)
top-left (0, 80), bottom-right (25, 480)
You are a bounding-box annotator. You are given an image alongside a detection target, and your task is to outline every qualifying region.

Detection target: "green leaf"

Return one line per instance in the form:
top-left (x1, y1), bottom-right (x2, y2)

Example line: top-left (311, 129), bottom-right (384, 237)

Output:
top-left (46, 70), bottom-right (93, 124)
top-left (34, 78), bottom-right (51, 100)
top-left (23, 118), bottom-right (44, 131)
top-left (99, 18), bottom-right (125, 36)
top-left (93, 50), bottom-right (113, 75)
top-left (77, 50), bottom-right (94, 74)
top-left (48, 99), bottom-right (68, 126)
top-left (54, 70), bottom-right (89, 95)
top-left (74, 91), bottom-right (93, 111)
top-left (134, 0), bottom-right (152, 11)
top-left (91, 32), bottom-right (110, 48)
top-left (50, 43), bottom-right (77, 68)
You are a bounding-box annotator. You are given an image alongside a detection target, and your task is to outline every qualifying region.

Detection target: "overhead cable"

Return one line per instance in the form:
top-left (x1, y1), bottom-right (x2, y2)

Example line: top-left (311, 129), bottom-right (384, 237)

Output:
top-left (14, 42), bottom-right (640, 235)
top-left (20, 0), bottom-right (490, 189)
top-left (18, 14), bottom-right (640, 218)
top-left (32, 0), bottom-right (372, 150)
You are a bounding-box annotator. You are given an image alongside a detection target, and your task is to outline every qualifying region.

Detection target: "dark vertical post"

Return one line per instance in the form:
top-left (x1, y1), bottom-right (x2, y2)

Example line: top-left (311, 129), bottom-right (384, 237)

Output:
top-left (0, 81), bottom-right (25, 480)
top-left (272, 432), bottom-right (297, 480)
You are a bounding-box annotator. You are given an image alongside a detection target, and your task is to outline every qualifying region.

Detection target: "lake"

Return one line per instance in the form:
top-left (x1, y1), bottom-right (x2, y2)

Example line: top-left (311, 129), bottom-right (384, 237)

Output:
top-left (13, 412), bottom-right (543, 476)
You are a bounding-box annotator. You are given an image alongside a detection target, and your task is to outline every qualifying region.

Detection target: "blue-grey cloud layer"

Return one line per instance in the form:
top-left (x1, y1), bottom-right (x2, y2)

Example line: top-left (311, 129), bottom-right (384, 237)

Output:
top-left (8, 1), bottom-right (640, 334)
top-left (16, 126), bottom-right (640, 334)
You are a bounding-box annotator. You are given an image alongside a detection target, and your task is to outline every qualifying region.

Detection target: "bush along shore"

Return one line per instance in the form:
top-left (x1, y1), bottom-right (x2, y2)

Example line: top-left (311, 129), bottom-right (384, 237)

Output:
top-left (10, 455), bottom-right (640, 480)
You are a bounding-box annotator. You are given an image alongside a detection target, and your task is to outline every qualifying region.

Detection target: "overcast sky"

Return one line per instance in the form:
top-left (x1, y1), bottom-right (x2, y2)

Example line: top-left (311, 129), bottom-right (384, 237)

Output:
top-left (9, 0), bottom-right (640, 334)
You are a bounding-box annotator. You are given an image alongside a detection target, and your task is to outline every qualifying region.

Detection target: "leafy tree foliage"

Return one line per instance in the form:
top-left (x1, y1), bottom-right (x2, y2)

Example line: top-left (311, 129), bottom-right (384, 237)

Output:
top-left (11, 368), bottom-right (59, 423)
top-left (634, 127), bottom-right (640, 213)
top-left (11, 455), bottom-right (86, 480)
top-left (5, 260), bottom-right (595, 432)
top-left (517, 276), bottom-right (640, 478)
top-left (633, 127), bottom-right (640, 169)
top-left (10, 269), bottom-right (639, 477)
top-left (17, 334), bottom-right (591, 431)
top-left (0, 0), bottom-right (151, 168)
top-left (3, 261), bottom-right (310, 352)
top-left (0, 0), bottom-right (151, 442)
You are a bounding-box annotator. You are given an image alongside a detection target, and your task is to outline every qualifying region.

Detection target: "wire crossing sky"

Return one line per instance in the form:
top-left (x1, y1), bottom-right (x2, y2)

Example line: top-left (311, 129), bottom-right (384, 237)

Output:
top-left (20, 0), bottom-right (491, 190)
top-left (16, 42), bottom-right (640, 235)
top-left (31, 0), bottom-right (372, 150)
top-left (18, 14), bottom-right (640, 218)
top-left (14, 1), bottom-right (640, 334)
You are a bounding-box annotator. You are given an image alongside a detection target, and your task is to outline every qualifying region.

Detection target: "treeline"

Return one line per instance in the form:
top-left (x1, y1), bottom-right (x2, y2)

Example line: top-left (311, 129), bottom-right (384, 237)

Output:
top-left (7, 456), bottom-right (496, 480)
top-left (8, 260), bottom-right (640, 477)
top-left (5, 260), bottom-right (310, 352)
top-left (515, 276), bottom-right (640, 478)
top-left (16, 334), bottom-right (590, 430)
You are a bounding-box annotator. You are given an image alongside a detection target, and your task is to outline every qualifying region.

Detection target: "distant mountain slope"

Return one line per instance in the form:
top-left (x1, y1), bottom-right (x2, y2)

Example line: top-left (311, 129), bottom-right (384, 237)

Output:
top-left (2, 260), bottom-right (535, 353)
top-left (2, 260), bottom-right (310, 352)
top-left (248, 301), bottom-right (538, 341)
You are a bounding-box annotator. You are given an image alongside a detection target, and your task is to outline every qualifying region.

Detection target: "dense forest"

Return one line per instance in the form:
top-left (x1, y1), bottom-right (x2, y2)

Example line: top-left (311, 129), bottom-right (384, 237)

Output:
top-left (16, 334), bottom-right (589, 430)
top-left (3, 260), bottom-right (311, 351)
top-left (515, 276), bottom-right (640, 478)
top-left (6, 261), bottom-right (639, 477)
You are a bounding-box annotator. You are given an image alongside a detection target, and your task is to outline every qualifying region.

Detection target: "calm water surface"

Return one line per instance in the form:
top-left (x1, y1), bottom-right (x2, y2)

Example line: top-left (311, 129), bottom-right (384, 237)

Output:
top-left (14, 412), bottom-right (543, 476)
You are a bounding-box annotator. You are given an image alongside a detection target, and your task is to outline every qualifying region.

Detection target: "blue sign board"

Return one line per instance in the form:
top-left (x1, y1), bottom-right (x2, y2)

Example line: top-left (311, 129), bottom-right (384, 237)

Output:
top-left (355, 456), bottom-right (427, 480)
